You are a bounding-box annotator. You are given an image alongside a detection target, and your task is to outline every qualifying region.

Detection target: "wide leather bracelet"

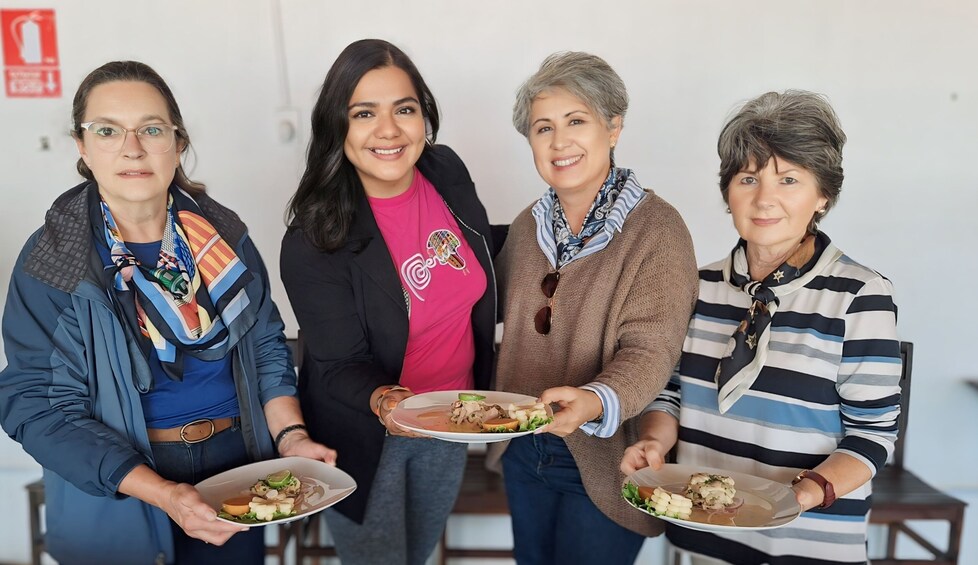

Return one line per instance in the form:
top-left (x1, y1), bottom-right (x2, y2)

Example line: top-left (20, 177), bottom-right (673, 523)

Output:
top-left (791, 469), bottom-right (836, 509)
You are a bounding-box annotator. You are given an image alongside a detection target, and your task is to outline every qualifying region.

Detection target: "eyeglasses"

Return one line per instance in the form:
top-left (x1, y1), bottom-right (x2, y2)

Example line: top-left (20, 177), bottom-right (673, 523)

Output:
top-left (534, 271), bottom-right (560, 335)
top-left (79, 122), bottom-right (179, 154)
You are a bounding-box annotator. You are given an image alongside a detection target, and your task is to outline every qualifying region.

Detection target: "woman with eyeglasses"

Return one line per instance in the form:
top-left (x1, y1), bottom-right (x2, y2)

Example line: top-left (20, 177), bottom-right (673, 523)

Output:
top-left (280, 39), bottom-right (498, 564)
top-left (489, 51), bottom-right (698, 563)
top-left (620, 91), bottom-right (901, 565)
top-left (0, 61), bottom-right (335, 565)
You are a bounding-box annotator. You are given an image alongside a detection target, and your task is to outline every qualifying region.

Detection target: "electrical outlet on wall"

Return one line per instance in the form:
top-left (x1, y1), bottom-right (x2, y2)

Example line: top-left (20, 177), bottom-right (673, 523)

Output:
top-left (276, 108), bottom-right (299, 143)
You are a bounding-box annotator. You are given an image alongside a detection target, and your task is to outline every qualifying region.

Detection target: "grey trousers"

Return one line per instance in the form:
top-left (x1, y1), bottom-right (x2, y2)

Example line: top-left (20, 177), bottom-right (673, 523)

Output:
top-left (324, 435), bottom-right (467, 565)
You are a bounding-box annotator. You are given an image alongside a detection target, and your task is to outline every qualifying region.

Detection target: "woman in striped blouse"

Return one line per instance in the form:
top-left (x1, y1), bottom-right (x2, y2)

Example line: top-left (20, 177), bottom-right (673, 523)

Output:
top-left (621, 90), bottom-right (901, 565)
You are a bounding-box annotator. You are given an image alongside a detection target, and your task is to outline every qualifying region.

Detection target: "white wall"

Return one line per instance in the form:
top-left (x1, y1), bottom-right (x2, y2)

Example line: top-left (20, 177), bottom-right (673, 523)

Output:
top-left (1, 1), bottom-right (976, 563)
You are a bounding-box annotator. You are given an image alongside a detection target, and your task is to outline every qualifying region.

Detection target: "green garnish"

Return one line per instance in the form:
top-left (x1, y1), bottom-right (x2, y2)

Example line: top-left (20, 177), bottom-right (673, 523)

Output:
top-left (622, 483), bottom-right (649, 510)
top-left (520, 416), bottom-right (552, 431)
top-left (622, 483), bottom-right (693, 521)
top-left (481, 416), bottom-right (552, 434)
top-left (622, 483), bottom-right (661, 516)
top-left (218, 510), bottom-right (293, 524)
top-left (458, 393), bottom-right (487, 401)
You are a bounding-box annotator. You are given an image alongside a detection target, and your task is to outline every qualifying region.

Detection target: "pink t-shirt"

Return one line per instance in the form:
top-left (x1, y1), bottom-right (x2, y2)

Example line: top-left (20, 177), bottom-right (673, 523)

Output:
top-left (368, 169), bottom-right (487, 393)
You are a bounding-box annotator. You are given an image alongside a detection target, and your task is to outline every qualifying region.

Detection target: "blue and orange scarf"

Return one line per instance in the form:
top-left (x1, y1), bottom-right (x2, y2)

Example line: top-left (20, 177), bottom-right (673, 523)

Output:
top-left (101, 188), bottom-right (253, 380)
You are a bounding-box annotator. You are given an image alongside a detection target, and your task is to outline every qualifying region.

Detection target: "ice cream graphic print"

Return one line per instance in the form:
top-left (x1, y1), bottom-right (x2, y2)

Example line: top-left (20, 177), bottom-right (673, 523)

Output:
top-left (400, 229), bottom-right (468, 301)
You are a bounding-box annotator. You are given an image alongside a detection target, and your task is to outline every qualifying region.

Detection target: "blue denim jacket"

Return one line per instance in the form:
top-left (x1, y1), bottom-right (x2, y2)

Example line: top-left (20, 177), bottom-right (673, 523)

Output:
top-left (0, 183), bottom-right (295, 565)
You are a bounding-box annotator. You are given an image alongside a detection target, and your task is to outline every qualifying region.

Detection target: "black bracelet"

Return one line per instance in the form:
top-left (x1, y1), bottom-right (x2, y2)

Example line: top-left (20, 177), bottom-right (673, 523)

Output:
top-left (274, 424), bottom-right (307, 450)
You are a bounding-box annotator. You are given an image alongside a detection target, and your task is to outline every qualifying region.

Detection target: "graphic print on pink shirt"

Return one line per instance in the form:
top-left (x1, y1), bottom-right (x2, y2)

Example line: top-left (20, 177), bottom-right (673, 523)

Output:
top-left (368, 169), bottom-right (487, 393)
top-left (400, 229), bottom-right (468, 301)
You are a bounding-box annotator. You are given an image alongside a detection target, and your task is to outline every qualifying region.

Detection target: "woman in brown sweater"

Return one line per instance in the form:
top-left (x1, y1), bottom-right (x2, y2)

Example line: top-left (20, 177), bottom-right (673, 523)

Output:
top-left (491, 51), bottom-right (699, 563)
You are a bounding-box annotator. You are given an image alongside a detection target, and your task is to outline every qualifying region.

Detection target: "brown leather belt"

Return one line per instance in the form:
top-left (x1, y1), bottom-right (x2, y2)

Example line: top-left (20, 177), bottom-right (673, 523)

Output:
top-left (146, 417), bottom-right (235, 444)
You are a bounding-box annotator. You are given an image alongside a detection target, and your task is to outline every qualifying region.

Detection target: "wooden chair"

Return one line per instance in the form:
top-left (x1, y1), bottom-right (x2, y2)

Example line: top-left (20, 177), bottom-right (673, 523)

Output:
top-left (439, 450), bottom-right (513, 564)
top-left (869, 341), bottom-right (967, 564)
top-left (265, 521), bottom-right (298, 564)
top-left (26, 479), bottom-right (45, 565)
top-left (290, 518), bottom-right (338, 563)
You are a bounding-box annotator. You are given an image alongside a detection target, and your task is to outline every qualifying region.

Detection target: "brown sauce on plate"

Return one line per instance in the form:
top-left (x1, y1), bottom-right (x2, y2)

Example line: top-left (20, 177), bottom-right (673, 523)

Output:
top-left (400, 406), bottom-right (483, 433)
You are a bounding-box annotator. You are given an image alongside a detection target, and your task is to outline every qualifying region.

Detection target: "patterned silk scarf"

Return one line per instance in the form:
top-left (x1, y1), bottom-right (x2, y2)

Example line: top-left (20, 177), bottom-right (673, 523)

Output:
top-left (714, 231), bottom-right (842, 413)
top-left (551, 167), bottom-right (629, 268)
top-left (101, 188), bottom-right (253, 380)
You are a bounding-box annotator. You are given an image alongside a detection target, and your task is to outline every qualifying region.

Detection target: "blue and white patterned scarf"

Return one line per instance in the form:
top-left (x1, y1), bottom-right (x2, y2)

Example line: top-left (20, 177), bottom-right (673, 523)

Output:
top-left (532, 167), bottom-right (646, 269)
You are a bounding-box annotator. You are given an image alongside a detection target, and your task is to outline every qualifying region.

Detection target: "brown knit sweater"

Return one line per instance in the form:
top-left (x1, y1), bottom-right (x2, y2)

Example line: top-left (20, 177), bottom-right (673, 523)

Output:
top-left (491, 190), bottom-right (699, 537)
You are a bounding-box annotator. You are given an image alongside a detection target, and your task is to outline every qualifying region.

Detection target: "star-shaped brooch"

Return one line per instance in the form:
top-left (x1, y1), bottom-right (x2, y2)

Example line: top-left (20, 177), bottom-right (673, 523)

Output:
top-left (746, 333), bottom-right (757, 349)
top-left (772, 270), bottom-right (785, 282)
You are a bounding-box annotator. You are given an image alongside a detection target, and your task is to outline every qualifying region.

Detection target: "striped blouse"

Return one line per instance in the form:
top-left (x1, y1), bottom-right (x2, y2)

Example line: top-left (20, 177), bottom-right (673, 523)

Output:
top-left (647, 247), bottom-right (901, 565)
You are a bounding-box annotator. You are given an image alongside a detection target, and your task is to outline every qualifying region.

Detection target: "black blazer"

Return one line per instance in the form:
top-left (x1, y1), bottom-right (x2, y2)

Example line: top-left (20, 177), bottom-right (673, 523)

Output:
top-left (280, 145), bottom-right (497, 522)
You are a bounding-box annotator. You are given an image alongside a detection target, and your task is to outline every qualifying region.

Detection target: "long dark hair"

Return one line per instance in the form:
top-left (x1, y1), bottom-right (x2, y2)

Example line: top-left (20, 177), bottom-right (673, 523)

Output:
top-left (71, 60), bottom-right (205, 196)
top-left (287, 39), bottom-right (440, 252)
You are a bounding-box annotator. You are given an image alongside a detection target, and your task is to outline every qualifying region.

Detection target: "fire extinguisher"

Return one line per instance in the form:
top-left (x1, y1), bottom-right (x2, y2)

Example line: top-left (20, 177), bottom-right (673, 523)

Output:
top-left (11, 11), bottom-right (43, 65)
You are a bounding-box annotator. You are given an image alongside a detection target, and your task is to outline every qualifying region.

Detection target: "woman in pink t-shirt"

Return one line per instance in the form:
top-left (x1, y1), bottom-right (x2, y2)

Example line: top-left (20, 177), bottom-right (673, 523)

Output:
top-left (281, 39), bottom-right (499, 565)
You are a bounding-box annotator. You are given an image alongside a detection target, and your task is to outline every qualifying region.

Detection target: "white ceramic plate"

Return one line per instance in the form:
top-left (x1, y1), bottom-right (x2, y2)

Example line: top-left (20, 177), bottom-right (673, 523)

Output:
top-left (623, 464), bottom-right (801, 532)
top-left (390, 390), bottom-right (546, 444)
top-left (195, 456), bottom-right (356, 527)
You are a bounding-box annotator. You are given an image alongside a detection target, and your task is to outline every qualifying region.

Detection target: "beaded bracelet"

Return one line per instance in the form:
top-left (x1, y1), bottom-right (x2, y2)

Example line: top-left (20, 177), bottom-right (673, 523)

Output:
top-left (374, 385), bottom-right (411, 422)
top-left (274, 424), bottom-right (307, 450)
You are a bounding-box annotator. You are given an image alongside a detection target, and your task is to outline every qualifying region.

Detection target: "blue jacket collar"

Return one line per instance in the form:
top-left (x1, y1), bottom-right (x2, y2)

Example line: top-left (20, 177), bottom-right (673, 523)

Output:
top-left (25, 182), bottom-right (248, 294)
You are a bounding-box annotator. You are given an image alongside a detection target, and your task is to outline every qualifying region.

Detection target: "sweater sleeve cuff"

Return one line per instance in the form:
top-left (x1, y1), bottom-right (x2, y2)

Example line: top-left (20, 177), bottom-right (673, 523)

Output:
top-left (578, 383), bottom-right (620, 438)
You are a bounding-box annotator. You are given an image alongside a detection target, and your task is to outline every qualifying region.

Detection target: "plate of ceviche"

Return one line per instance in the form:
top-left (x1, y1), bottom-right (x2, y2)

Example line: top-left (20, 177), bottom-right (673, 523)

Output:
top-left (622, 464), bottom-right (801, 532)
top-left (390, 390), bottom-right (554, 443)
top-left (195, 456), bottom-right (356, 527)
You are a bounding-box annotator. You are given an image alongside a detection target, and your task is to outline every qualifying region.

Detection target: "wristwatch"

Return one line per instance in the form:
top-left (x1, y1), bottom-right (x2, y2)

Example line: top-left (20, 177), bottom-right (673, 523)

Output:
top-left (791, 470), bottom-right (836, 508)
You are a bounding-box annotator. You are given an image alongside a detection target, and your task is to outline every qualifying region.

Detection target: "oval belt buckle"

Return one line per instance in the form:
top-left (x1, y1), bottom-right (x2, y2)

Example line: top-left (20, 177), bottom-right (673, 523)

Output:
top-left (180, 418), bottom-right (216, 444)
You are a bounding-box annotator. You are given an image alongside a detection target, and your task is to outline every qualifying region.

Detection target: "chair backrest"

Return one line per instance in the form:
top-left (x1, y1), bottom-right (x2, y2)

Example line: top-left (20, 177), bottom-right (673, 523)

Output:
top-left (286, 332), bottom-right (303, 373)
top-left (296, 330), bottom-right (304, 370)
top-left (891, 341), bottom-right (913, 469)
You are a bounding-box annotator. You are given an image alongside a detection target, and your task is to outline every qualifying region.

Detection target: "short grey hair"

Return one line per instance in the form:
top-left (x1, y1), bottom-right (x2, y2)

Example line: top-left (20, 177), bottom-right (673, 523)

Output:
top-left (512, 51), bottom-right (628, 137)
top-left (717, 90), bottom-right (847, 231)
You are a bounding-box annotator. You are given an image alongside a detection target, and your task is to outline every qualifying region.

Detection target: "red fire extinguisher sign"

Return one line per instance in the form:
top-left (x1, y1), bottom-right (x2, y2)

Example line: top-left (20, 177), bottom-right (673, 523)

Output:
top-left (1, 9), bottom-right (61, 98)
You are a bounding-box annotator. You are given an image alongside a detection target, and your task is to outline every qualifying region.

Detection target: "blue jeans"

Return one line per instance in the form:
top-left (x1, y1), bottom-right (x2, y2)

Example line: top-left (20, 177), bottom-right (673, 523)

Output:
top-left (151, 420), bottom-right (265, 565)
top-left (502, 434), bottom-right (645, 565)
top-left (324, 435), bottom-right (467, 565)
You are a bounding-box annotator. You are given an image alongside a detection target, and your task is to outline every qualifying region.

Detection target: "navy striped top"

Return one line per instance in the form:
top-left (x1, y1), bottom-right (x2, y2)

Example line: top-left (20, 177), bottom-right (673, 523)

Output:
top-left (647, 247), bottom-right (901, 564)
